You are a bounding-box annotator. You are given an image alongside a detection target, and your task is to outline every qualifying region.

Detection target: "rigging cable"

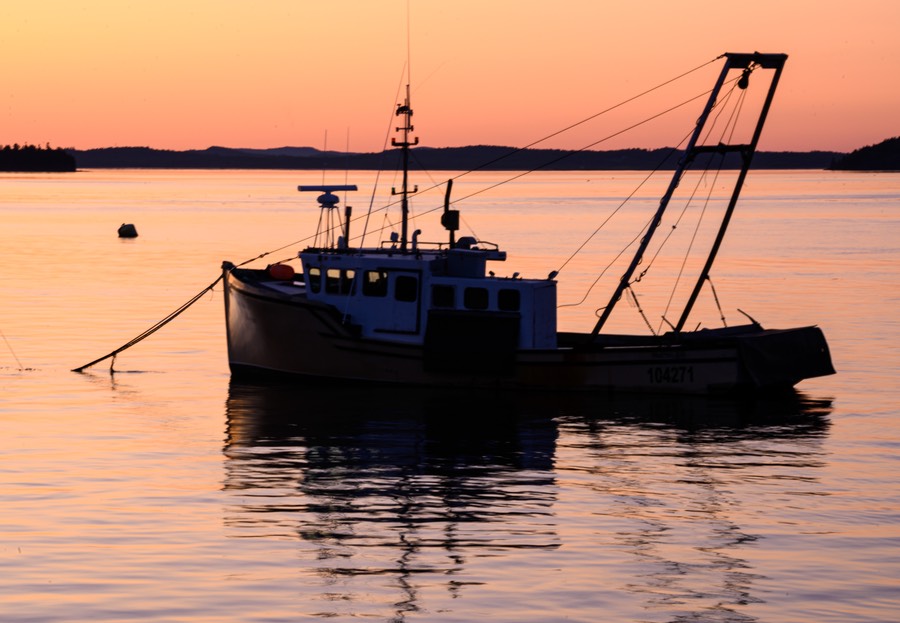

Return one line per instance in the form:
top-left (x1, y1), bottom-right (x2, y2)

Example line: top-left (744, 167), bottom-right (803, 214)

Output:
top-left (232, 56), bottom-right (723, 265)
top-left (656, 81), bottom-right (749, 332)
top-left (639, 80), bottom-right (741, 281)
top-left (707, 275), bottom-right (727, 327)
top-left (377, 54), bottom-right (723, 232)
top-left (556, 126), bottom-right (696, 309)
top-left (556, 70), bottom-right (750, 317)
top-left (640, 83), bottom-right (742, 327)
top-left (352, 84), bottom-right (719, 250)
top-left (450, 56), bottom-right (723, 177)
top-left (627, 287), bottom-right (657, 336)
top-left (360, 63), bottom-right (408, 249)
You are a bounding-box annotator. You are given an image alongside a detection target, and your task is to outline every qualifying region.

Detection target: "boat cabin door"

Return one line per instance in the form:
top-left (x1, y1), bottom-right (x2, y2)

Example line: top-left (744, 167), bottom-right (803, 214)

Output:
top-left (366, 269), bottom-right (421, 335)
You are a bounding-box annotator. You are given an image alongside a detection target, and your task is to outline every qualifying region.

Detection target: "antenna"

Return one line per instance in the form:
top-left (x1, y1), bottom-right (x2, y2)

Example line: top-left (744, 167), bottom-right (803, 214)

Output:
top-left (405, 0), bottom-right (412, 88)
top-left (299, 185), bottom-right (358, 249)
top-left (321, 130), bottom-right (328, 185)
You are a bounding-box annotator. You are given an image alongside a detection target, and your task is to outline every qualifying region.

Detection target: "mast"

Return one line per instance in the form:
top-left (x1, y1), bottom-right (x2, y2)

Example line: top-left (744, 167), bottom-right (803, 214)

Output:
top-left (392, 84), bottom-right (418, 252)
top-left (589, 52), bottom-right (787, 338)
top-left (674, 53), bottom-right (787, 332)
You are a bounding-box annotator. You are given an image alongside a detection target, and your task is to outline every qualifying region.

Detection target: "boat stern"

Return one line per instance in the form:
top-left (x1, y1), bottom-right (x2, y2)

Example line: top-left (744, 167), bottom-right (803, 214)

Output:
top-left (736, 325), bottom-right (835, 390)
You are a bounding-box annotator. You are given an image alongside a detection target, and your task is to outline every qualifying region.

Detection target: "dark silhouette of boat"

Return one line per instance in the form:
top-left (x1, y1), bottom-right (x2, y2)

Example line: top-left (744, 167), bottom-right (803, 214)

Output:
top-left (222, 53), bottom-right (834, 394)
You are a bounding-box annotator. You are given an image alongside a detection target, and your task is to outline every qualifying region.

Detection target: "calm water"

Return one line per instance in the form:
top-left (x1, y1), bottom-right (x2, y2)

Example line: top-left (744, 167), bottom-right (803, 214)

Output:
top-left (0, 169), bottom-right (898, 622)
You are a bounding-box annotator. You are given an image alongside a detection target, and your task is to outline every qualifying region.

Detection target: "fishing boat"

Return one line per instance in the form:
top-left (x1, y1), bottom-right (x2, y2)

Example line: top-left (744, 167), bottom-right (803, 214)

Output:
top-left (221, 52), bottom-right (834, 394)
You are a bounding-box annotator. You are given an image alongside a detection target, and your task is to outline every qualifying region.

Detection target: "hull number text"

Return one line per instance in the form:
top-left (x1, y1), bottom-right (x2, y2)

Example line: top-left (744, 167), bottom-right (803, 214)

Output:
top-left (647, 365), bottom-right (694, 384)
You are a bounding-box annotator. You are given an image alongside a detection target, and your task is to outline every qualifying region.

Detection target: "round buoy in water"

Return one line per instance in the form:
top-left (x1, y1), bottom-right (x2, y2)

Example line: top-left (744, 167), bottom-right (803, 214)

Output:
top-left (118, 223), bottom-right (138, 238)
top-left (267, 263), bottom-right (295, 280)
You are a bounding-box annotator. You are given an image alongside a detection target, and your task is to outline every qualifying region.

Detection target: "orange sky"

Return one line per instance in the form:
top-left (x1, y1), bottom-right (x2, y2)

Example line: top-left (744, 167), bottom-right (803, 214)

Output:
top-left (2, 1), bottom-right (897, 153)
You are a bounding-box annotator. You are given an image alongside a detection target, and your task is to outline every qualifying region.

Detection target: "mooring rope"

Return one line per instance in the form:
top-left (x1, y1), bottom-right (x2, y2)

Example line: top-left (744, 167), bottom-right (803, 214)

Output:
top-left (71, 274), bottom-right (223, 373)
top-left (1, 327), bottom-right (25, 371)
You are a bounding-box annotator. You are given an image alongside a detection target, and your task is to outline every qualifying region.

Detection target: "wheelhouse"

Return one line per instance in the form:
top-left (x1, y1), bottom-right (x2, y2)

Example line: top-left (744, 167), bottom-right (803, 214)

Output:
top-left (299, 246), bottom-right (557, 349)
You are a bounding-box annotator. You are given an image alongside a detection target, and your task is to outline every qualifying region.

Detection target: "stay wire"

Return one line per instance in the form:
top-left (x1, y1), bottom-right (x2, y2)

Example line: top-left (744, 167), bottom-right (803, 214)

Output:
top-left (558, 71), bottom-right (748, 316)
top-left (450, 56), bottom-right (722, 177)
top-left (656, 82), bottom-right (749, 333)
top-left (360, 63), bottom-right (408, 249)
top-left (708, 275), bottom-right (728, 327)
top-left (642, 85), bottom-right (741, 279)
top-left (367, 55), bottom-right (721, 220)
top-left (628, 286), bottom-right (657, 336)
top-left (392, 84), bottom-right (719, 243)
top-left (240, 57), bottom-right (722, 264)
top-left (644, 83), bottom-right (741, 318)
top-left (356, 83), bottom-right (721, 287)
top-left (556, 125), bottom-right (695, 310)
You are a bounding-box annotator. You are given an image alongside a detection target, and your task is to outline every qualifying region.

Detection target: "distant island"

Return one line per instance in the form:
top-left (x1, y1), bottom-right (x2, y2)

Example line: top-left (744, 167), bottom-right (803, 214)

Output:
top-left (829, 137), bottom-right (900, 171)
top-left (66, 145), bottom-right (843, 171)
top-left (1, 144), bottom-right (76, 172)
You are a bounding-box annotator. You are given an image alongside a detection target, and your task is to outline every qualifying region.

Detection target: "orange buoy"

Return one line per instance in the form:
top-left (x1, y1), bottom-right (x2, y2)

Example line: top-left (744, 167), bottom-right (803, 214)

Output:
top-left (267, 263), bottom-right (295, 280)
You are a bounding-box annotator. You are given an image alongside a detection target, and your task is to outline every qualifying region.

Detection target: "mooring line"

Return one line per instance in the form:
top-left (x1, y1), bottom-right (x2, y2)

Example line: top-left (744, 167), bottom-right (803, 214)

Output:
top-left (1, 328), bottom-right (25, 371)
top-left (71, 274), bottom-right (223, 373)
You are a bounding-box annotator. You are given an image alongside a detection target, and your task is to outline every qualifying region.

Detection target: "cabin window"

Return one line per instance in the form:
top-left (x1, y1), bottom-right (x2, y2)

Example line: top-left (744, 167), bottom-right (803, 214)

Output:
top-left (308, 267), bottom-right (321, 293)
top-left (395, 275), bottom-right (418, 302)
top-left (498, 288), bottom-right (521, 312)
top-left (363, 270), bottom-right (388, 297)
top-left (431, 284), bottom-right (455, 308)
top-left (341, 269), bottom-right (356, 295)
top-left (464, 287), bottom-right (489, 310)
top-left (325, 268), bottom-right (341, 294)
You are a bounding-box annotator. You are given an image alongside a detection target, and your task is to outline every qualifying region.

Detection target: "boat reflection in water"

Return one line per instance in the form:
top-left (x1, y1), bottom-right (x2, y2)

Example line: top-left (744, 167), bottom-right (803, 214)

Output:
top-left (222, 381), bottom-right (831, 621)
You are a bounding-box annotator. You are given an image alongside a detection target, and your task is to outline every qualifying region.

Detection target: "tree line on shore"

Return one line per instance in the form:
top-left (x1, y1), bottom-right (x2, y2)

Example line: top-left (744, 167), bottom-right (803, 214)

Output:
top-left (3, 137), bottom-right (896, 172)
top-left (66, 144), bottom-right (843, 171)
top-left (0, 143), bottom-right (76, 172)
top-left (828, 137), bottom-right (899, 171)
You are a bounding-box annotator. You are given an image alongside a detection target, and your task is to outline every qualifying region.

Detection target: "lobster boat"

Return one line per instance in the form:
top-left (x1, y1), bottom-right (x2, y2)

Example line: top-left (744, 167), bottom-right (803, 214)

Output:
top-left (221, 52), bottom-right (834, 394)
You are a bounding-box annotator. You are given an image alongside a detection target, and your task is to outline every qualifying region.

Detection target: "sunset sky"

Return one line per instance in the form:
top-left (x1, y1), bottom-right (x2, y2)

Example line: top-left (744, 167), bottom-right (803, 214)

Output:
top-left (2, 1), bottom-right (897, 153)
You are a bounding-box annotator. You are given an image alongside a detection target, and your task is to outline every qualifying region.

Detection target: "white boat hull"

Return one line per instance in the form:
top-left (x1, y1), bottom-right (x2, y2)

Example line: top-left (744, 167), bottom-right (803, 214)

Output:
top-left (223, 267), bottom-right (834, 395)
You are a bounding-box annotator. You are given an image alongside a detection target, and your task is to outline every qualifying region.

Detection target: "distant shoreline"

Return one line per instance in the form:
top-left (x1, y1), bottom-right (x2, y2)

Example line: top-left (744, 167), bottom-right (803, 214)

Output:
top-left (1, 144), bottom-right (76, 172)
top-left (65, 145), bottom-right (844, 171)
top-left (826, 136), bottom-right (899, 171)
